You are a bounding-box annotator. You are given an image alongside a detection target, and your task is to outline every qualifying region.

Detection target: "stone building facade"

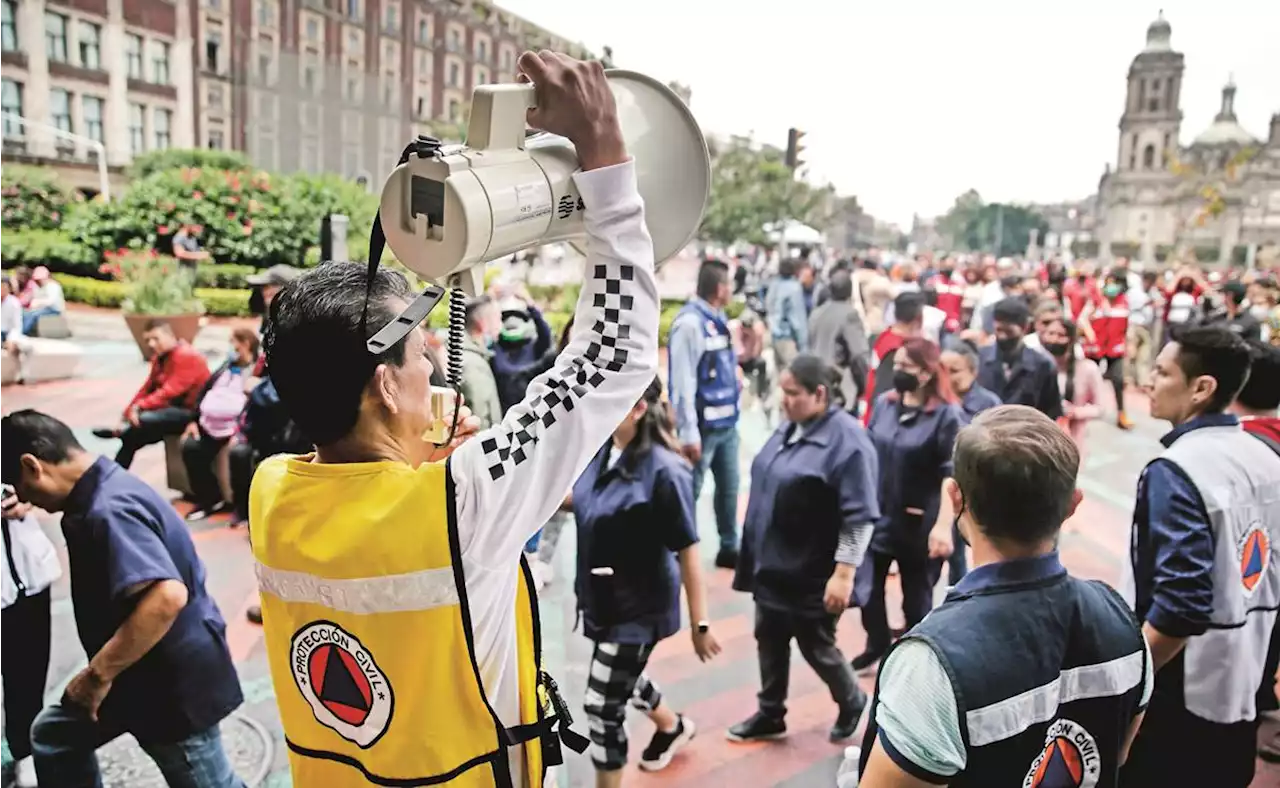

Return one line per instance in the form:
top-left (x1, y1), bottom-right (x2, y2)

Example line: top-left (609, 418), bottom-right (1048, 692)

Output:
top-left (1095, 13), bottom-right (1280, 266)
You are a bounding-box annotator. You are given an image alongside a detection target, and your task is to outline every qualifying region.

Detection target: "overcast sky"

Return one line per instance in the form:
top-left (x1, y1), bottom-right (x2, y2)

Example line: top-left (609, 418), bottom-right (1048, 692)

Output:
top-left (499, 0), bottom-right (1280, 227)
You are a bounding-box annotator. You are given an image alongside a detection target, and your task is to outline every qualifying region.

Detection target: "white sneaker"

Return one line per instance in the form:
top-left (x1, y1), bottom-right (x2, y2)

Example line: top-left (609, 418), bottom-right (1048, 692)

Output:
top-left (15, 756), bottom-right (38, 788)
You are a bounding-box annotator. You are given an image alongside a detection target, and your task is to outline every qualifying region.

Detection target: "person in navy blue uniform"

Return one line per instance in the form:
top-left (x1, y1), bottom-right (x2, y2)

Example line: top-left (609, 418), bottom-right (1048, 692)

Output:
top-left (1, 410), bottom-right (245, 788)
top-left (853, 337), bottom-right (962, 674)
top-left (572, 377), bottom-right (720, 784)
top-left (858, 406), bottom-right (1152, 787)
top-left (668, 260), bottom-right (742, 568)
top-left (939, 343), bottom-right (1001, 585)
top-left (977, 296), bottom-right (1063, 420)
top-left (729, 355), bottom-right (879, 745)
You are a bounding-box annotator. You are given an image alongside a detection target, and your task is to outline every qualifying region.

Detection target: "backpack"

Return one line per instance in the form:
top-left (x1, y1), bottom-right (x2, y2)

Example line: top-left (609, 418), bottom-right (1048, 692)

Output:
top-left (242, 376), bottom-right (310, 455)
top-left (198, 368), bottom-right (250, 439)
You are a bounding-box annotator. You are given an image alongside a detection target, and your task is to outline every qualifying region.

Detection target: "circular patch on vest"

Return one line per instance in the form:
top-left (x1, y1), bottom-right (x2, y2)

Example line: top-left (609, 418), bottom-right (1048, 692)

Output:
top-left (291, 621), bottom-right (394, 748)
top-left (1238, 521), bottom-right (1270, 597)
top-left (1022, 718), bottom-right (1100, 788)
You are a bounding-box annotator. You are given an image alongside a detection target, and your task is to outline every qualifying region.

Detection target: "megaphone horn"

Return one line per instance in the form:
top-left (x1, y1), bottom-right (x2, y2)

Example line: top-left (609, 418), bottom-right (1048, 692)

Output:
top-left (377, 70), bottom-right (711, 294)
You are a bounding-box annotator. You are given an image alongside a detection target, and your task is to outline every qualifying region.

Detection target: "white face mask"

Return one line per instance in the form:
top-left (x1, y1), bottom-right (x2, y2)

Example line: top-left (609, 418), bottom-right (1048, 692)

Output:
top-left (1251, 304), bottom-right (1271, 320)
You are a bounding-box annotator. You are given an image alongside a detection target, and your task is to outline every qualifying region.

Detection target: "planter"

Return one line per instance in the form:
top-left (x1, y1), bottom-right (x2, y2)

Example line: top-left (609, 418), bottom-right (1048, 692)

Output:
top-left (123, 312), bottom-right (203, 361)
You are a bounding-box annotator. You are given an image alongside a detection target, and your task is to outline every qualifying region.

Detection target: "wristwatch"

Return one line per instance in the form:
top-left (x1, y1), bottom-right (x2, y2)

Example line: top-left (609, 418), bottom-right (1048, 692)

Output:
top-left (696, 620), bottom-right (711, 634)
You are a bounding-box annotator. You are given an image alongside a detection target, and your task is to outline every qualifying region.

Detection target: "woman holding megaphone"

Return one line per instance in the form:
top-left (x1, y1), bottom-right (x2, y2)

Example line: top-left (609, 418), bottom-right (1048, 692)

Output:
top-left (248, 51), bottom-right (664, 788)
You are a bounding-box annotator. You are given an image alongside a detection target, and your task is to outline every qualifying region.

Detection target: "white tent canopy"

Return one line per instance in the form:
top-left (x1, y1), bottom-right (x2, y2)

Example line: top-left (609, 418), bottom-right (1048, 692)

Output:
top-left (765, 220), bottom-right (825, 246)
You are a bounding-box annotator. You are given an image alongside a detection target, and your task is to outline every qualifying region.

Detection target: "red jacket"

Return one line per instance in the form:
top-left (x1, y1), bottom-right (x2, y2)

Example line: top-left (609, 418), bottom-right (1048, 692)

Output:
top-left (862, 329), bottom-right (907, 424)
top-left (1063, 277), bottom-right (1100, 321)
top-left (126, 341), bottom-right (211, 414)
top-left (930, 276), bottom-right (965, 331)
top-left (1243, 417), bottom-right (1280, 451)
top-left (1084, 293), bottom-right (1129, 360)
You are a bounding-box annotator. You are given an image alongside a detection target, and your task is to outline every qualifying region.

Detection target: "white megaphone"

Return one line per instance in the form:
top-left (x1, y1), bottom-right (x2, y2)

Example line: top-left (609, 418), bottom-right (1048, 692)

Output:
top-left (377, 70), bottom-right (711, 296)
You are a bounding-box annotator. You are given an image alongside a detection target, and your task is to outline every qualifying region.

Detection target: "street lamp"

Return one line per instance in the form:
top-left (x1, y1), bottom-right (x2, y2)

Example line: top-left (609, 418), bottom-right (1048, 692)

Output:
top-left (1, 112), bottom-right (110, 199)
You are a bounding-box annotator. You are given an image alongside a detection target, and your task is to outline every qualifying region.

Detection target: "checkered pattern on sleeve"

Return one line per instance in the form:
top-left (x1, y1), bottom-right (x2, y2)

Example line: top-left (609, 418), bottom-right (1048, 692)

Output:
top-left (480, 263), bottom-right (636, 481)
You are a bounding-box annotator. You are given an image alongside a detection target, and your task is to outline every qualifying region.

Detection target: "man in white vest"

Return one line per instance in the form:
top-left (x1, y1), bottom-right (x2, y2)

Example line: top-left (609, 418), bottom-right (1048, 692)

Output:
top-left (1121, 325), bottom-right (1280, 787)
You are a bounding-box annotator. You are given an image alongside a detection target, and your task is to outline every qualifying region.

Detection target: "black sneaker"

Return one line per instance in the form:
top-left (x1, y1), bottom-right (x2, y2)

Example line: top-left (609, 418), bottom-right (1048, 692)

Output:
top-left (830, 686), bottom-right (868, 742)
top-left (851, 649), bottom-right (884, 675)
top-left (91, 427), bottom-right (119, 439)
top-left (638, 715), bottom-right (696, 771)
top-left (725, 711), bottom-right (786, 742)
top-left (246, 605), bottom-right (263, 625)
top-left (714, 547), bottom-right (739, 569)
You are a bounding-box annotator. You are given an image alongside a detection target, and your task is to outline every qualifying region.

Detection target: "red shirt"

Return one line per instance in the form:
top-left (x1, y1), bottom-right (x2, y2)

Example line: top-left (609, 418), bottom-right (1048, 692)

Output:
top-left (929, 276), bottom-right (965, 329)
top-left (1084, 293), bottom-right (1129, 360)
top-left (862, 329), bottom-right (907, 424)
top-left (1063, 277), bottom-right (1100, 321)
top-left (126, 341), bottom-right (212, 414)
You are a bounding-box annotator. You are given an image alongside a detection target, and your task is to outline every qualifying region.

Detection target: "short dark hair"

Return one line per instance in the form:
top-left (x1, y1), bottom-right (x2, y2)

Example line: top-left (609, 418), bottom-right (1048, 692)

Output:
top-left (828, 271), bottom-right (853, 302)
top-left (1171, 325), bottom-right (1252, 413)
top-left (945, 345), bottom-right (980, 372)
top-left (143, 318), bottom-right (173, 334)
top-left (265, 261), bottom-right (416, 445)
top-left (778, 258), bottom-right (798, 278)
top-left (1238, 339), bottom-right (1280, 412)
top-left (787, 353), bottom-right (843, 406)
top-left (464, 295), bottom-right (493, 332)
top-left (999, 274), bottom-right (1023, 291)
top-left (1, 410), bottom-right (83, 484)
top-left (954, 405), bottom-right (1079, 544)
top-left (894, 292), bottom-right (924, 324)
top-left (993, 296), bottom-right (1031, 327)
top-left (696, 260), bottom-right (730, 301)
top-left (1223, 281), bottom-right (1248, 307)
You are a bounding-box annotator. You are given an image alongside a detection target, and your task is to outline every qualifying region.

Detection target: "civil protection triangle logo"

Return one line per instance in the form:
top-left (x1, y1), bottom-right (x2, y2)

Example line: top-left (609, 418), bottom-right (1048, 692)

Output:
top-left (291, 621), bottom-right (394, 748)
top-left (1022, 718), bottom-right (1101, 788)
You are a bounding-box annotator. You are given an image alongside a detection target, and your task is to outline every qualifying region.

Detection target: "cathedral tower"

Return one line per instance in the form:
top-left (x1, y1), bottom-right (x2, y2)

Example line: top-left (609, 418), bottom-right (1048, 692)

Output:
top-left (1117, 12), bottom-right (1184, 173)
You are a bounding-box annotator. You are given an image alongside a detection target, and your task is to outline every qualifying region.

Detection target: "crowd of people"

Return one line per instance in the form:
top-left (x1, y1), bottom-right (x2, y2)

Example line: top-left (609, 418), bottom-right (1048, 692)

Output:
top-left (2, 50), bottom-right (1280, 788)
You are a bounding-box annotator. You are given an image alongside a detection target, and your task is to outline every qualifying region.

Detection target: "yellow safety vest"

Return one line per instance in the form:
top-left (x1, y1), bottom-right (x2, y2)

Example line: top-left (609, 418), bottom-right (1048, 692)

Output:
top-left (250, 455), bottom-right (583, 787)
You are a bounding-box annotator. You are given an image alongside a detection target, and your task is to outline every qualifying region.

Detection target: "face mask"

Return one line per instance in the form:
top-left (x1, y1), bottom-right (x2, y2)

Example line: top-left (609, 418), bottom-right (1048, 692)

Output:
top-left (1251, 304), bottom-right (1270, 319)
top-left (1043, 342), bottom-right (1069, 357)
top-left (1103, 285), bottom-right (1122, 299)
top-left (892, 370), bottom-right (920, 395)
top-left (996, 336), bottom-right (1021, 355)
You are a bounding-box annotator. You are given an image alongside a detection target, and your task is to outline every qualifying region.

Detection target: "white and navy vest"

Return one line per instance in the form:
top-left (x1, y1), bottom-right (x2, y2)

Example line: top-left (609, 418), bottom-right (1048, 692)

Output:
top-left (672, 300), bottom-right (739, 431)
top-left (1121, 423), bottom-right (1280, 724)
top-left (861, 557), bottom-right (1146, 788)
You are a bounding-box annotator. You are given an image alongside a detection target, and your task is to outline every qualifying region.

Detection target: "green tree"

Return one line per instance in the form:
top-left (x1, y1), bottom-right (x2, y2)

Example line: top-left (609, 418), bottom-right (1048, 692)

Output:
top-left (699, 135), bottom-right (830, 246)
top-left (962, 203), bottom-right (1049, 257)
top-left (936, 189), bottom-right (983, 249)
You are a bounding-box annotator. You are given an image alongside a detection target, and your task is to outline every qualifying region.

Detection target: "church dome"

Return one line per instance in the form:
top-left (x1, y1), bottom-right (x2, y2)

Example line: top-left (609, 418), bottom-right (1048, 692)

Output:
top-left (1143, 11), bottom-right (1172, 52)
top-left (1192, 79), bottom-right (1259, 147)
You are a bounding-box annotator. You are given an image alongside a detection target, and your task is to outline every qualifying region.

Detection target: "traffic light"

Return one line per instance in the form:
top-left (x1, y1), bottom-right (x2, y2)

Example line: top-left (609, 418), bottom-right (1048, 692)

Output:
top-left (785, 127), bottom-right (806, 170)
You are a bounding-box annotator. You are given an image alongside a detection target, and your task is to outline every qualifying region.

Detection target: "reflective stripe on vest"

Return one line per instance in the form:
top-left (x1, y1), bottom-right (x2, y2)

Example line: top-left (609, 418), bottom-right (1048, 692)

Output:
top-left (251, 455), bottom-right (561, 787)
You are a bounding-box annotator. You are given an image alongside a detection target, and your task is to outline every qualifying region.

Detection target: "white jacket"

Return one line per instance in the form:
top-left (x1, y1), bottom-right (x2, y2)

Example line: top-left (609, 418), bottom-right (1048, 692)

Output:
top-left (2, 513), bottom-right (62, 607)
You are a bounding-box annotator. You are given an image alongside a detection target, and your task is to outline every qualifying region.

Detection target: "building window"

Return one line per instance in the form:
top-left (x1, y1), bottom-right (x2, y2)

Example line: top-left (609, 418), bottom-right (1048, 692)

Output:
top-left (78, 21), bottom-right (101, 69)
top-left (501, 48), bottom-right (512, 71)
top-left (415, 95), bottom-right (426, 118)
top-left (45, 12), bottom-right (68, 62)
top-left (2, 0), bottom-right (17, 53)
top-left (448, 98), bottom-right (459, 122)
top-left (417, 18), bottom-right (429, 44)
top-left (417, 51), bottom-right (428, 73)
top-left (49, 88), bottom-right (71, 132)
top-left (345, 75), bottom-right (358, 101)
top-left (154, 108), bottom-right (171, 149)
top-left (385, 3), bottom-right (397, 32)
top-left (305, 17), bottom-right (319, 41)
top-left (206, 30), bottom-right (222, 72)
top-left (346, 0), bottom-right (360, 21)
top-left (448, 29), bottom-right (460, 52)
top-left (208, 83), bottom-right (223, 106)
top-left (209, 128), bottom-right (224, 149)
top-left (128, 103), bottom-right (145, 153)
top-left (1142, 144), bottom-right (1155, 170)
top-left (347, 29), bottom-right (359, 51)
top-left (303, 61), bottom-right (318, 93)
top-left (476, 40), bottom-right (487, 62)
top-left (475, 67), bottom-right (488, 87)
top-left (448, 62), bottom-right (459, 87)
top-left (82, 95), bottom-right (104, 143)
top-left (1147, 97), bottom-right (1158, 112)
top-left (258, 0), bottom-right (273, 27)
top-left (125, 33), bottom-right (144, 78)
top-left (153, 41), bottom-right (170, 84)
top-left (1, 79), bottom-right (22, 138)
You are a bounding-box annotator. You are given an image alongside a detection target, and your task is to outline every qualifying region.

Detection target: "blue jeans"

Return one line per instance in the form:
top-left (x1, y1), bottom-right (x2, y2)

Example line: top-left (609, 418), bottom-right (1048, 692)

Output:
top-left (32, 704), bottom-right (245, 788)
top-left (691, 425), bottom-right (741, 552)
top-left (21, 306), bottom-right (59, 335)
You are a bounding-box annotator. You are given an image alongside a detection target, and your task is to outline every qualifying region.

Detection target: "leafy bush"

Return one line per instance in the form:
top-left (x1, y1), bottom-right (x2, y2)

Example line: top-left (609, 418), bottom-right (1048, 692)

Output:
top-left (58, 274), bottom-right (252, 316)
top-left (195, 263), bottom-right (257, 289)
top-left (1, 229), bottom-right (97, 273)
top-left (2, 166), bottom-right (76, 231)
top-left (99, 249), bottom-right (204, 315)
top-left (127, 149), bottom-right (252, 179)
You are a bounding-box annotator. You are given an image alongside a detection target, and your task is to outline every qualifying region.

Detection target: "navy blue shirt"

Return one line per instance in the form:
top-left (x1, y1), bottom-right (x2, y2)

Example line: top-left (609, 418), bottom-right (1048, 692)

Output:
top-left (61, 457), bottom-right (242, 743)
top-left (1130, 414), bottom-right (1229, 639)
top-left (977, 342), bottom-right (1063, 420)
top-left (572, 443), bottom-right (698, 644)
top-left (866, 394), bottom-right (962, 559)
top-left (958, 384), bottom-right (1002, 424)
top-left (734, 408), bottom-right (881, 615)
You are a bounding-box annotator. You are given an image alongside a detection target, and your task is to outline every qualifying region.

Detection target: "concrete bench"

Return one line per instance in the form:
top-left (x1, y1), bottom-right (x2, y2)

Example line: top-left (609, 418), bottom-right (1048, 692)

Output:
top-left (164, 435), bottom-right (194, 497)
top-left (34, 313), bottom-right (73, 340)
top-left (1, 350), bottom-right (17, 385)
top-left (12, 337), bottom-right (82, 383)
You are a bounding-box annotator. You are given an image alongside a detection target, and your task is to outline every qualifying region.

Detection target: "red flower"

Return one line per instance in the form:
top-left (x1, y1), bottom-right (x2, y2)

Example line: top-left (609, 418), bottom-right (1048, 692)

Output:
top-left (192, 190), bottom-right (204, 200)
top-left (227, 212), bottom-right (238, 221)
top-left (241, 223), bottom-right (253, 236)
top-left (148, 249), bottom-right (159, 258)
top-left (158, 225), bottom-right (172, 235)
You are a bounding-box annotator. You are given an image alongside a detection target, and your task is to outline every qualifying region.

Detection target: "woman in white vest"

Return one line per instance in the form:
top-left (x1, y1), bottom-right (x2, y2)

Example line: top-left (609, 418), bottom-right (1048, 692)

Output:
top-left (2, 485), bottom-right (62, 788)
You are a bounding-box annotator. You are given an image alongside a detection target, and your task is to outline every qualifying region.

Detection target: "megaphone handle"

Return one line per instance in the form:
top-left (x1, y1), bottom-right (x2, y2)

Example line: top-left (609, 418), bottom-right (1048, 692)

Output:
top-left (518, 83), bottom-right (537, 110)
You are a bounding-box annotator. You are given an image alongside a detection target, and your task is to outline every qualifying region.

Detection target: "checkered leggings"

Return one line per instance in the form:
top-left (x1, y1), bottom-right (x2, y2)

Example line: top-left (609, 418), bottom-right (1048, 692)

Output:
top-left (582, 642), bottom-right (663, 770)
